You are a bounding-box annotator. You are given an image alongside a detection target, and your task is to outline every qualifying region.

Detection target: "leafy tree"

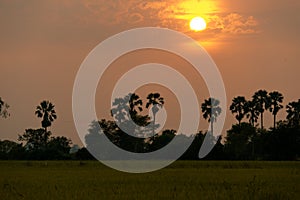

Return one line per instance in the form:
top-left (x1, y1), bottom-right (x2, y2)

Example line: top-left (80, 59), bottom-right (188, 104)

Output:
top-left (35, 100), bottom-right (57, 132)
top-left (146, 93), bottom-right (164, 137)
top-left (252, 90), bottom-right (270, 129)
top-left (0, 97), bottom-right (10, 118)
top-left (180, 131), bottom-right (205, 160)
top-left (263, 121), bottom-right (300, 160)
top-left (230, 96), bottom-right (248, 125)
top-left (201, 98), bottom-right (221, 135)
top-left (225, 123), bottom-right (257, 160)
top-left (75, 147), bottom-right (95, 160)
top-left (111, 95), bottom-right (131, 123)
top-left (268, 91), bottom-right (284, 129)
top-left (205, 135), bottom-right (225, 160)
top-left (111, 94), bottom-right (151, 139)
top-left (0, 140), bottom-right (24, 159)
top-left (148, 129), bottom-right (176, 151)
top-left (18, 128), bottom-right (72, 160)
top-left (46, 136), bottom-right (72, 159)
top-left (85, 119), bottom-right (148, 156)
top-left (69, 144), bottom-right (80, 154)
top-left (286, 99), bottom-right (300, 128)
top-left (18, 128), bottom-right (51, 151)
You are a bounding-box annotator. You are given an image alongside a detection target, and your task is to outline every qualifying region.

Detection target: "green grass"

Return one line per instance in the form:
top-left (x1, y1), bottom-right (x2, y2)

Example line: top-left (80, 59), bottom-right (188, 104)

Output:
top-left (0, 161), bottom-right (299, 200)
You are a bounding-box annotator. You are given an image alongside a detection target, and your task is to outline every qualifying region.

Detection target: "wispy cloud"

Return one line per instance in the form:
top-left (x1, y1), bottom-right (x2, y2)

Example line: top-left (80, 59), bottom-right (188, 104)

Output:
top-left (208, 13), bottom-right (259, 34)
top-left (75, 0), bottom-right (259, 36)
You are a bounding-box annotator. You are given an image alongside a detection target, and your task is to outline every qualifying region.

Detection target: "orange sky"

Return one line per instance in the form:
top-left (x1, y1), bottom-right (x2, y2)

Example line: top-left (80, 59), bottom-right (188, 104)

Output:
top-left (0, 0), bottom-right (299, 146)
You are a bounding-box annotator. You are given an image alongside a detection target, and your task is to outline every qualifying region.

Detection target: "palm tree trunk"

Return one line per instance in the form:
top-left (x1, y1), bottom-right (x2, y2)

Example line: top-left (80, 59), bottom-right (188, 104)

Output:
top-left (153, 114), bottom-right (156, 137)
top-left (210, 121), bottom-right (213, 135)
top-left (252, 139), bottom-right (255, 159)
top-left (261, 112), bottom-right (264, 129)
top-left (273, 114), bottom-right (276, 129)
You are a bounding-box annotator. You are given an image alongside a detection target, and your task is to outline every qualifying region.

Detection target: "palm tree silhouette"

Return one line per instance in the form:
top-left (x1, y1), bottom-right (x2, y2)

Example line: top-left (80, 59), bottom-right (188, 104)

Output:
top-left (201, 98), bottom-right (222, 135)
top-left (252, 90), bottom-right (270, 129)
top-left (246, 100), bottom-right (259, 126)
top-left (129, 93), bottom-right (143, 116)
top-left (35, 100), bottom-right (57, 132)
top-left (269, 91), bottom-right (284, 129)
top-left (146, 93), bottom-right (164, 137)
top-left (286, 99), bottom-right (300, 127)
top-left (0, 97), bottom-right (9, 118)
top-left (230, 96), bottom-right (247, 125)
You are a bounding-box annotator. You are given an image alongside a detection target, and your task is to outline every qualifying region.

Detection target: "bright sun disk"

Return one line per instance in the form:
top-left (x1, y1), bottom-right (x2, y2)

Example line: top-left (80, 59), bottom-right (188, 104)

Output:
top-left (190, 17), bottom-right (207, 31)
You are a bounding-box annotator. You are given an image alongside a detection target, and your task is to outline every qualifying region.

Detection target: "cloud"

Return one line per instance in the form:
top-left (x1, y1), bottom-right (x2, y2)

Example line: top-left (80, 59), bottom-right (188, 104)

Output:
top-left (79, 0), bottom-right (146, 25)
top-left (135, 1), bottom-right (259, 35)
top-left (209, 13), bottom-right (259, 34)
top-left (52, 0), bottom-right (258, 37)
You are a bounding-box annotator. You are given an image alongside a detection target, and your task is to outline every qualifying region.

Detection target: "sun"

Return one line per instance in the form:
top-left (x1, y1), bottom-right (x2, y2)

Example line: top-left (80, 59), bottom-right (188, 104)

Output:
top-left (190, 17), bottom-right (207, 31)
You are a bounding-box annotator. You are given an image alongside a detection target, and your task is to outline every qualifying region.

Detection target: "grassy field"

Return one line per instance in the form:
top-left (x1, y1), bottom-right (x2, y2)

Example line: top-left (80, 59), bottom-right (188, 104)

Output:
top-left (0, 161), bottom-right (299, 200)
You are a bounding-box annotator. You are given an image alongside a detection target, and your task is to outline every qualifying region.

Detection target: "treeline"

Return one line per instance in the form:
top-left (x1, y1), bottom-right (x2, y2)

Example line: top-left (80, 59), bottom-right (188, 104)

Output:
top-left (0, 99), bottom-right (92, 160)
top-left (0, 89), bottom-right (299, 160)
top-left (84, 90), bottom-right (299, 160)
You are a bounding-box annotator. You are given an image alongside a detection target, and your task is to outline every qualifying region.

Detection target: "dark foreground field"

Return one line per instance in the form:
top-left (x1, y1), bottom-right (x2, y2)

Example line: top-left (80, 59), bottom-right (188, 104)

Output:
top-left (0, 161), bottom-right (299, 200)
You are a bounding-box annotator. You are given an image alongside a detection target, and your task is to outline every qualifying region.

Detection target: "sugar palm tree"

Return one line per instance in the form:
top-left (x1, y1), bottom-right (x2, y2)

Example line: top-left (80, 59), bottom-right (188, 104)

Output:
top-left (252, 90), bottom-right (270, 129)
top-left (129, 93), bottom-right (150, 127)
top-left (0, 97), bottom-right (9, 118)
top-left (246, 100), bottom-right (259, 126)
top-left (230, 96), bottom-right (247, 125)
top-left (268, 91), bottom-right (284, 129)
top-left (146, 93), bottom-right (164, 137)
top-left (129, 93), bottom-right (143, 116)
top-left (35, 100), bottom-right (57, 132)
top-left (286, 99), bottom-right (300, 128)
top-left (112, 93), bottom-right (144, 120)
top-left (201, 97), bottom-right (222, 135)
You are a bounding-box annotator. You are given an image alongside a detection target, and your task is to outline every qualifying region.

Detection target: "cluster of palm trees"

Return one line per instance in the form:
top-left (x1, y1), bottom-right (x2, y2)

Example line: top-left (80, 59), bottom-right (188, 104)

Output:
top-left (2, 89), bottom-right (300, 139)
top-left (111, 92), bottom-right (164, 137)
top-left (199, 89), bottom-right (300, 138)
top-left (230, 89), bottom-right (300, 129)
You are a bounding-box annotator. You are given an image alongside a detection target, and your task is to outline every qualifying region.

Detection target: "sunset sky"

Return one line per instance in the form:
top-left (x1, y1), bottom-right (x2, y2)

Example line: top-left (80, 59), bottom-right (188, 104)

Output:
top-left (0, 0), bottom-right (299, 146)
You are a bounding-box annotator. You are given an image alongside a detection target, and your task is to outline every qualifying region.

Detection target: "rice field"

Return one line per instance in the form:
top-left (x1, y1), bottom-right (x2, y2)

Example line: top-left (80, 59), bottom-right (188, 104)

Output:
top-left (0, 161), bottom-right (299, 200)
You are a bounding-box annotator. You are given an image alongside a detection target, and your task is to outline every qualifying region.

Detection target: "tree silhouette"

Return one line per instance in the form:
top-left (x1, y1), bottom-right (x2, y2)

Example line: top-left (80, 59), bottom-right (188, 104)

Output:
top-left (18, 128), bottom-right (51, 151)
top-left (0, 97), bottom-right (10, 118)
top-left (269, 91), bottom-right (284, 129)
top-left (225, 123), bottom-right (257, 160)
top-left (245, 100), bottom-right (259, 126)
top-left (35, 100), bottom-right (57, 132)
top-left (129, 93), bottom-right (143, 115)
top-left (148, 129), bottom-right (176, 151)
top-left (46, 136), bottom-right (72, 159)
top-left (128, 93), bottom-right (149, 127)
top-left (286, 99), bottom-right (300, 128)
top-left (111, 93), bottom-right (150, 138)
top-left (111, 95), bottom-right (131, 123)
top-left (146, 93), bottom-right (164, 137)
top-left (252, 90), bottom-right (270, 129)
top-left (201, 98), bottom-right (222, 135)
top-left (230, 96), bottom-right (247, 125)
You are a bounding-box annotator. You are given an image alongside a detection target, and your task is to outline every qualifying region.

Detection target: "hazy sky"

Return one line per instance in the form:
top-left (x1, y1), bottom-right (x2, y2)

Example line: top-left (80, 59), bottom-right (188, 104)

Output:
top-left (0, 0), bottom-right (299, 146)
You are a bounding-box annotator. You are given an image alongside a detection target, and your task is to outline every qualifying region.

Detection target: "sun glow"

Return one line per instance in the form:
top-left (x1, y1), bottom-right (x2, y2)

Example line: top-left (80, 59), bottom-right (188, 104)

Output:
top-left (174, 0), bottom-right (219, 20)
top-left (190, 17), bottom-right (207, 31)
